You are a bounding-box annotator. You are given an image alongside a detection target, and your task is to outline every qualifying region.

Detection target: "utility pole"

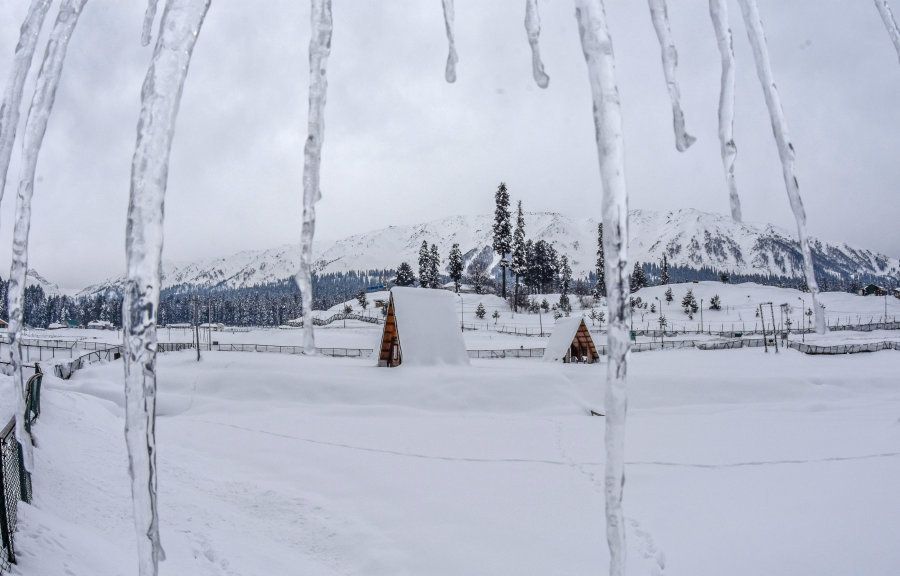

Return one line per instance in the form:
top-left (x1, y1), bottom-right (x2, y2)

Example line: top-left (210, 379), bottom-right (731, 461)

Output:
top-left (192, 296), bottom-right (201, 362)
top-left (759, 304), bottom-right (768, 353)
top-left (207, 299), bottom-right (212, 351)
top-left (700, 299), bottom-right (704, 333)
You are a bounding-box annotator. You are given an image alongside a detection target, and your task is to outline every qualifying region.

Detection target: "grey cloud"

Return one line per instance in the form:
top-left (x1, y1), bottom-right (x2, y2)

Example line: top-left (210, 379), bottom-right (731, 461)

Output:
top-left (0, 0), bottom-right (896, 289)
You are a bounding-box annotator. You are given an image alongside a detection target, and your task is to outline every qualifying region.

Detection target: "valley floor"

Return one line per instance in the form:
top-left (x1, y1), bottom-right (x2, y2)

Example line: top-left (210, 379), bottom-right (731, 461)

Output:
top-left (5, 347), bottom-right (900, 575)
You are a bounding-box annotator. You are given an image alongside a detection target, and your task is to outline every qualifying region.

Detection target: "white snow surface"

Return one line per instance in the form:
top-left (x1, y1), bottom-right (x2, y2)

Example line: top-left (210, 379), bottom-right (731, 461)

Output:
top-left (8, 347), bottom-right (900, 575)
top-left (388, 287), bottom-right (468, 366)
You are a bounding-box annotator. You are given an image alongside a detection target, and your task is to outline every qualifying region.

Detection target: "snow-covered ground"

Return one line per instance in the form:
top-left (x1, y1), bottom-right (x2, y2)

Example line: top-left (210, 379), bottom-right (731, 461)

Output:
top-left (8, 347), bottom-right (900, 575)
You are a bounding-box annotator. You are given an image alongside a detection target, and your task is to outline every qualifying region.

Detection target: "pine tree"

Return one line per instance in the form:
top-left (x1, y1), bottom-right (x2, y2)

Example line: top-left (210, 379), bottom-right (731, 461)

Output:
top-left (447, 243), bottom-right (464, 292)
top-left (475, 302), bottom-right (486, 319)
top-left (719, 271), bottom-right (730, 283)
top-left (681, 289), bottom-right (698, 317)
top-left (559, 255), bottom-right (573, 314)
top-left (665, 286), bottom-right (673, 303)
top-left (660, 253), bottom-right (670, 285)
top-left (356, 291), bottom-right (368, 310)
top-left (511, 201), bottom-right (527, 310)
top-left (418, 240), bottom-right (431, 288)
top-left (395, 262), bottom-right (416, 286)
top-left (492, 182), bottom-right (512, 298)
top-left (630, 261), bottom-right (647, 293)
top-left (429, 244), bottom-right (441, 288)
top-left (594, 223), bottom-right (606, 298)
top-left (709, 294), bottom-right (721, 310)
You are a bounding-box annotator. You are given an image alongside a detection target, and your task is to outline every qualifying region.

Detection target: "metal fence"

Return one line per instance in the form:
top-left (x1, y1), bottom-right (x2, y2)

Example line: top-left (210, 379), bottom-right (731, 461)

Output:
top-left (468, 348), bottom-right (545, 359)
top-left (0, 418), bottom-right (31, 573)
top-left (213, 343), bottom-right (372, 357)
top-left (54, 346), bottom-right (122, 380)
top-left (788, 340), bottom-right (900, 355)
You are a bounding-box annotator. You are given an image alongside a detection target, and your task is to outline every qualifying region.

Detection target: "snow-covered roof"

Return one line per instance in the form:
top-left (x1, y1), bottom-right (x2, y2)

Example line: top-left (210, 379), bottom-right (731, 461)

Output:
top-left (387, 287), bottom-right (469, 366)
top-left (543, 316), bottom-right (595, 363)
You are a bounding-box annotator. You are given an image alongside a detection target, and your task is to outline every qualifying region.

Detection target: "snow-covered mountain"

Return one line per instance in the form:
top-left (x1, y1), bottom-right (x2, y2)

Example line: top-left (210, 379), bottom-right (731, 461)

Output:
top-left (78, 209), bottom-right (899, 296)
top-left (26, 269), bottom-right (61, 294)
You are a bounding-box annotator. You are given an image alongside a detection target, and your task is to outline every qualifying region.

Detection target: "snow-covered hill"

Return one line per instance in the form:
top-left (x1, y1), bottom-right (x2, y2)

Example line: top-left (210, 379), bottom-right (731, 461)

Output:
top-left (78, 209), bottom-right (899, 295)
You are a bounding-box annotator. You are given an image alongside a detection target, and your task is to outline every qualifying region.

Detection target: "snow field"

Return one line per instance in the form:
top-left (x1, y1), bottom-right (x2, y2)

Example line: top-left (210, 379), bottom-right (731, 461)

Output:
top-left (6, 347), bottom-right (900, 575)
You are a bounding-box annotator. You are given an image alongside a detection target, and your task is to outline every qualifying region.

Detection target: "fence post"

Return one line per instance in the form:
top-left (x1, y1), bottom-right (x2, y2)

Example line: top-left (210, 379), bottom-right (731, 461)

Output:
top-left (0, 444), bottom-right (12, 563)
top-left (16, 442), bottom-right (29, 504)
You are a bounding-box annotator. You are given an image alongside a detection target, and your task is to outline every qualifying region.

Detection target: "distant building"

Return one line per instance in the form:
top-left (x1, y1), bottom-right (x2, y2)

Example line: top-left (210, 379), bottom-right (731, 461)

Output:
top-left (859, 284), bottom-right (887, 296)
top-left (87, 320), bottom-right (115, 330)
top-left (440, 282), bottom-right (477, 294)
top-left (894, 287), bottom-right (900, 300)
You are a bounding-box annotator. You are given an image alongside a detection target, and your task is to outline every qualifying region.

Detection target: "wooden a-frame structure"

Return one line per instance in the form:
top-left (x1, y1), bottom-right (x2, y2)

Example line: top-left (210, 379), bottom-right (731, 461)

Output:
top-left (543, 317), bottom-right (600, 364)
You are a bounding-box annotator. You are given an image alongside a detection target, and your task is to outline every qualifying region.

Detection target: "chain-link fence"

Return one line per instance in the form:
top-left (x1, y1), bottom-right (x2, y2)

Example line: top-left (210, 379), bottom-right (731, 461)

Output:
top-left (467, 348), bottom-right (545, 359)
top-left (0, 417), bottom-right (32, 573)
top-left (788, 340), bottom-right (900, 355)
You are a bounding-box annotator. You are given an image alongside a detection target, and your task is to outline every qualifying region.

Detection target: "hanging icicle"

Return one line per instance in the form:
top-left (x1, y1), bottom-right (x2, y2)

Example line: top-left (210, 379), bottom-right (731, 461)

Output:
top-left (736, 0), bottom-right (826, 334)
top-left (141, 0), bottom-right (160, 47)
top-left (123, 1), bottom-right (210, 575)
top-left (525, 0), bottom-right (549, 88)
top-left (648, 0), bottom-right (696, 152)
top-left (295, 0), bottom-right (333, 355)
top-left (6, 0), bottom-right (88, 475)
top-left (708, 0), bottom-right (742, 222)
top-left (874, 0), bottom-right (900, 63)
top-left (441, 0), bottom-right (458, 82)
top-left (574, 1), bottom-right (631, 575)
top-left (0, 0), bottom-right (54, 211)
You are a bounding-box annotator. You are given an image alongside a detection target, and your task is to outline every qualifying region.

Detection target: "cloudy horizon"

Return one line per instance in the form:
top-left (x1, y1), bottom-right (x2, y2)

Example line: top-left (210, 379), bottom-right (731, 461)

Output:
top-left (0, 0), bottom-right (898, 290)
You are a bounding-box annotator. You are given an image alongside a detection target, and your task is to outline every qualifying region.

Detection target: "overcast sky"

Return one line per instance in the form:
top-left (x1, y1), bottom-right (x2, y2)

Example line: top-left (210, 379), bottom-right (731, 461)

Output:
top-left (0, 0), bottom-right (897, 289)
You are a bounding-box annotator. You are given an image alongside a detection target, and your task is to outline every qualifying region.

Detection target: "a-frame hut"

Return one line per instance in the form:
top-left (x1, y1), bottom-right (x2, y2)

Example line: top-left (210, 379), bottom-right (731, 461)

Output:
top-left (543, 317), bottom-right (600, 363)
top-left (377, 287), bottom-right (469, 367)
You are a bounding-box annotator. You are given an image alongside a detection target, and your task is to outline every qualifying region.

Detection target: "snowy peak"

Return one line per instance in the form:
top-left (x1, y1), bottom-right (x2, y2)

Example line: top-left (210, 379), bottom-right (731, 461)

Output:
top-left (78, 209), bottom-right (898, 295)
top-left (26, 269), bottom-right (61, 294)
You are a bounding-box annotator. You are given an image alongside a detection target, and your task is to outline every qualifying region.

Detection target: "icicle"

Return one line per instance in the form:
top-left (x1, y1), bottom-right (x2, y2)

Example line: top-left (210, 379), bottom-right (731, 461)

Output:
top-left (708, 0), bottom-right (742, 222)
top-left (141, 0), bottom-right (159, 47)
top-left (525, 0), bottom-right (549, 88)
top-left (647, 0), bottom-right (696, 152)
top-left (0, 0), bottom-right (54, 213)
top-left (6, 0), bottom-right (87, 475)
top-left (736, 0), bottom-right (825, 334)
top-left (874, 0), bottom-right (900, 63)
top-left (441, 0), bottom-right (458, 83)
top-left (295, 0), bottom-right (333, 355)
top-left (123, 1), bottom-right (210, 575)
top-left (574, 1), bottom-right (631, 575)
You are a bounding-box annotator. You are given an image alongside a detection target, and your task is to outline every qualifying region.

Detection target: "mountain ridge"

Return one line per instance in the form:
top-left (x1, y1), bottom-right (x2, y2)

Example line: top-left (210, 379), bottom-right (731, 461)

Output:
top-left (74, 208), bottom-right (899, 296)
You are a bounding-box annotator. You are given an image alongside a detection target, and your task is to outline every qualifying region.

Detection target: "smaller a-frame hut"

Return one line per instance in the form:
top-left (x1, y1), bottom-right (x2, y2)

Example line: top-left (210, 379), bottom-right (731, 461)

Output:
top-left (377, 287), bottom-right (469, 367)
top-left (543, 317), bottom-right (599, 363)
